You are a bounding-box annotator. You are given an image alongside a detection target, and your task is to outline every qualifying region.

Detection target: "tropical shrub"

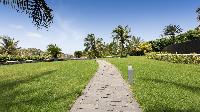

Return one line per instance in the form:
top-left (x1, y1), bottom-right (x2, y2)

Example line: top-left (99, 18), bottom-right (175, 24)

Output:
top-left (47, 44), bottom-right (62, 59)
top-left (175, 29), bottom-right (200, 43)
top-left (147, 52), bottom-right (200, 64)
top-left (129, 42), bottom-right (152, 56)
top-left (105, 42), bottom-right (119, 57)
top-left (112, 25), bottom-right (131, 58)
top-left (74, 51), bottom-right (83, 58)
top-left (84, 34), bottom-right (106, 58)
top-left (150, 29), bottom-right (200, 52)
top-left (0, 36), bottom-right (20, 55)
top-left (0, 54), bottom-right (47, 63)
top-left (17, 48), bottom-right (43, 56)
top-left (149, 36), bottom-right (174, 52)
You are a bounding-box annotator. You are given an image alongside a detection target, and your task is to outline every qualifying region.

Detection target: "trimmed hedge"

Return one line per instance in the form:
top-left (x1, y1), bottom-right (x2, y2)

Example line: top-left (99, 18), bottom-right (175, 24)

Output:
top-left (147, 52), bottom-right (200, 64)
top-left (149, 29), bottom-right (200, 52)
top-left (0, 54), bottom-right (47, 63)
top-left (163, 39), bottom-right (200, 54)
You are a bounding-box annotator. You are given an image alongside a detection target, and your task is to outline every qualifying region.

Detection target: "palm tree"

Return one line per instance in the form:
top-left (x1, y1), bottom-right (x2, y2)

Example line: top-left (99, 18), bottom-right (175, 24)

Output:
top-left (0, 0), bottom-right (53, 29)
top-left (84, 34), bottom-right (96, 58)
top-left (131, 36), bottom-right (143, 45)
top-left (163, 24), bottom-right (183, 43)
top-left (84, 34), bottom-right (104, 58)
top-left (0, 36), bottom-right (20, 55)
top-left (112, 25), bottom-right (131, 57)
top-left (128, 36), bottom-right (143, 52)
top-left (196, 7), bottom-right (200, 29)
top-left (96, 38), bottom-right (106, 58)
top-left (107, 41), bottom-right (118, 56)
top-left (47, 44), bottom-right (61, 60)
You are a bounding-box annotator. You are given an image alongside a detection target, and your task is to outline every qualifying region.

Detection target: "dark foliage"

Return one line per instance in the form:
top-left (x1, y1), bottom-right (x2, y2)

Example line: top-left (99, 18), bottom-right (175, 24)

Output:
top-left (163, 24), bottom-right (183, 36)
top-left (150, 29), bottom-right (200, 52)
top-left (197, 7), bottom-right (200, 24)
top-left (74, 51), bottom-right (82, 58)
top-left (0, 0), bottom-right (53, 29)
top-left (149, 37), bottom-right (173, 52)
top-left (163, 39), bottom-right (200, 54)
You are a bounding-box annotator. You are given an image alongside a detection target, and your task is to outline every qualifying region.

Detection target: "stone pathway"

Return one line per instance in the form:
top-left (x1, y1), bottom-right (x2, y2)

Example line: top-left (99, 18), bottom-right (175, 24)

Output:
top-left (70, 60), bottom-right (142, 112)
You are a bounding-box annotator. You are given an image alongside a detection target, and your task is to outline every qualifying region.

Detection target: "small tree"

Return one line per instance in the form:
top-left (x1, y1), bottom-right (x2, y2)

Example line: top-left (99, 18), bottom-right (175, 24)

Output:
top-left (109, 41), bottom-right (119, 56)
top-left (0, 36), bottom-right (20, 55)
top-left (47, 44), bottom-right (61, 59)
top-left (128, 36), bottom-right (143, 53)
top-left (112, 25), bottom-right (131, 57)
top-left (95, 38), bottom-right (106, 58)
top-left (74, 51), bottom-right (83, 58)
top-left (129, 42), bottom-right (152, 56)
top-left (163, 24), bottom-right (183, 43)
top-left (84, 34), bottom-right (104, 58)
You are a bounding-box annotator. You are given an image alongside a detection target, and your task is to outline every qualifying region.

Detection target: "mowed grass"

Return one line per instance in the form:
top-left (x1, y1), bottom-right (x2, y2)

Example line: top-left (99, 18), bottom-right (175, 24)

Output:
top-left (0, 60), bottom-right (98, 112)
top-left (106, 57), bottom-right (200, 112)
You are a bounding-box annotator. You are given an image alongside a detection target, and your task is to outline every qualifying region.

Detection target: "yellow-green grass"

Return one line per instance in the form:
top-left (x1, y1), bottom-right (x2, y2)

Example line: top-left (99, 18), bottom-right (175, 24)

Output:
top-left (0, 60), bottom-right (98, 112)
top-left (106, 57), bottom-right (200, 112)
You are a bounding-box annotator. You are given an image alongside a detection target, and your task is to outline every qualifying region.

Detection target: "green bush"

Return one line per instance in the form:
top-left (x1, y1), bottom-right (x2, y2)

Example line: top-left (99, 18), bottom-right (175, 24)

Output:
top-left (149, 29), bottom-right (200, 52)
top-left (129, 42), bottom-right (152, 56)
top-left (74, 51), bottom-right (83, 58)
top-left (176, 29), bottom-right (200, 43)
top-left (0, 54), bottom-right (48, 62)
top-left (149, 37), bottom-right (174, 52)
top-left (147, 53), bottom-right (200, 64)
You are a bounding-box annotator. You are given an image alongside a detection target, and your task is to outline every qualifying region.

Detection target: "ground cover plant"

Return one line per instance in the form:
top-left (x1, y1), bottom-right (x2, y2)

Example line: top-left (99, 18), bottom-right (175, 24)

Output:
top-left (106, 56), bottom-right (200, 112)
top-left (0, 60), bottom-right (98, 112)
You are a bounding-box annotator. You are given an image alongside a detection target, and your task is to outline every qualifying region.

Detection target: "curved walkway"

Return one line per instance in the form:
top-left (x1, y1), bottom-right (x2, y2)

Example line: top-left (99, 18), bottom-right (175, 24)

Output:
top-left (70, 60), bottom-right (142, 112)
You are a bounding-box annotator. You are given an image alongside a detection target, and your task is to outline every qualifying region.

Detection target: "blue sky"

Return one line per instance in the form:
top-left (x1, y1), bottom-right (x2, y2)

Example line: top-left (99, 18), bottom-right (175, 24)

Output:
top-left (0, 0), bottom-right (200, 54)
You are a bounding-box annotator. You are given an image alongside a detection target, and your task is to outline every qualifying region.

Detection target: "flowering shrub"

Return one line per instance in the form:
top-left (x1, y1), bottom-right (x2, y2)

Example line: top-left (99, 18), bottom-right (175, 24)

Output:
top-left (0, 54), bottom-right (49, 63)
top-left (147, 52), bottom-right (200, 64)
top-left (129, 42), bottom-right (152, 56)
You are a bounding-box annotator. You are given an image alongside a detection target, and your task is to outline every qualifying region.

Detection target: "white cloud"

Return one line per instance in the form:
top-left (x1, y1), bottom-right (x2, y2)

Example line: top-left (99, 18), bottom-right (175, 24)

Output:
top-left (49, 15), bottom-right (85, 54)
top-left (9, 24), bottom-right (23, 30)
top-left (26, 32), bottom-right (43, 38)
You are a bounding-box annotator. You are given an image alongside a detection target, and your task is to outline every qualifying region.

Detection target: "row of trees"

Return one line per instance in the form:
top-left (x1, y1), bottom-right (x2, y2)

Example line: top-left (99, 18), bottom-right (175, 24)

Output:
top-left (77, 23), bottom-right (200, 59)
top-left (150, 25), bottom-right (200, 52)
top-left (0, 36), bottom-right (62, 60)
top-left (79, 25), bottom-right (152, 59)
top-left (77, 7), bottom-right (200, 58)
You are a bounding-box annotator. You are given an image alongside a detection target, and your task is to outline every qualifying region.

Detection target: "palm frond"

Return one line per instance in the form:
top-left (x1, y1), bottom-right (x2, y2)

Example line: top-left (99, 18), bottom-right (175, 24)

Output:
top-left (197, 8), bottom-right (200, 28)
top-left (0, 0), bottom-right (53, 29)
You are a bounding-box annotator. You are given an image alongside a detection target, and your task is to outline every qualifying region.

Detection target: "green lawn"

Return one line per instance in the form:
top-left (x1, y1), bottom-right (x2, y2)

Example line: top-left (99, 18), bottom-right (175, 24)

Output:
top-left (0, 60), bottom-right (98, 112)
top-left (106, 56), bottom-right (200, 112)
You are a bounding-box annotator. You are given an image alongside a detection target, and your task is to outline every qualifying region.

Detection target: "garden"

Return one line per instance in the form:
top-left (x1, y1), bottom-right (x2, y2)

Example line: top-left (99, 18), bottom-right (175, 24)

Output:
top-left (1, 0), bottom-right (200, 112)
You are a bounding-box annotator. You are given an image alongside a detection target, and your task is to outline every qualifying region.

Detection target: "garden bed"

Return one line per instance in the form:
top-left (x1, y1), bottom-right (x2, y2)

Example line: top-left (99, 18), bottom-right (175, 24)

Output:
top-left (147, 53), bottom-right (200, 64)
top-left (0, 54), bottom-right (68, 65)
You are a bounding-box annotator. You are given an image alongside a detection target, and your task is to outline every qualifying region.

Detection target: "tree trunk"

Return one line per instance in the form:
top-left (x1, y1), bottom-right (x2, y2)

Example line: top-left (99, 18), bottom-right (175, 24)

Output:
top-left (121, 42), bottom-right (124, 58)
